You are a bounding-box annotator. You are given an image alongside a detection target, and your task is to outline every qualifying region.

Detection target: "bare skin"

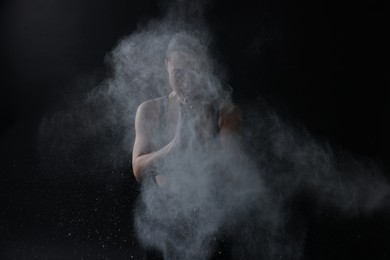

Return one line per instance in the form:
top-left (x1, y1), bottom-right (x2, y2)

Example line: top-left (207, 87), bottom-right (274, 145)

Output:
top-left (132, 51), bottom-right (241, 187)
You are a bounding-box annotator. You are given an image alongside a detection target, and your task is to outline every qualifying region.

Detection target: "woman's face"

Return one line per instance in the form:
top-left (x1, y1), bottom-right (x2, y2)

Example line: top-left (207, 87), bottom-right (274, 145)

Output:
top-left (166, 51), bottom-right (207, 104)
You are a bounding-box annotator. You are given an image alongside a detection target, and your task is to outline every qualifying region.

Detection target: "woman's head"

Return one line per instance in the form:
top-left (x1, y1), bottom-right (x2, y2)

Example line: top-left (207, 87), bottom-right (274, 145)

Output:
top-left (165, 33), bottom-right (211, 103)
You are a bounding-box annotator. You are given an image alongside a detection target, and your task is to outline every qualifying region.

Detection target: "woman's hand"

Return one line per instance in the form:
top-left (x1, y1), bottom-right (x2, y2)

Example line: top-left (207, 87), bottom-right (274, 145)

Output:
top-left (170, 102), bottom-right (218, 150)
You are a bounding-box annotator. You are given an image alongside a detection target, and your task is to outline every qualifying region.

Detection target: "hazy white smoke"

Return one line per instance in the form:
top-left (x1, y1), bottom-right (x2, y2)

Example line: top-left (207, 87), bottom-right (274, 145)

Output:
top-left (38, 1), bottom-right (390, 259)
top-left (114, 19), bottom-right (270, 258)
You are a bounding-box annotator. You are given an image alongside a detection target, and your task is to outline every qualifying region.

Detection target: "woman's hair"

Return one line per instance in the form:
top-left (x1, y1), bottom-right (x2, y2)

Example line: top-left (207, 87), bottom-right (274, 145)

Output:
top-left (166, 32), bottom-right (208, 61)
top-left (166, 32), bottom-right (232, 105)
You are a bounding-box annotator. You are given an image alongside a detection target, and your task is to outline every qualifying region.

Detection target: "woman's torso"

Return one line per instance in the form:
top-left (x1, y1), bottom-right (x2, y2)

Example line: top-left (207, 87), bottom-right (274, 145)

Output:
top-left (151, 93), bottom-right (221, 150)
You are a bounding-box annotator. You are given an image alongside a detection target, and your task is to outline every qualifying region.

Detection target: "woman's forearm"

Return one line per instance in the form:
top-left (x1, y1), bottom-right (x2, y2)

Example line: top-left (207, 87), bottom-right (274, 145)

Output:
top-left (132, 142), bottom-right (173, 182)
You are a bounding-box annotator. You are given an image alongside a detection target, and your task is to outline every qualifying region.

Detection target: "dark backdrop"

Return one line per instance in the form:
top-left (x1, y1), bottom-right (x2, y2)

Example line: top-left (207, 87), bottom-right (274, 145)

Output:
top-left (1, 0), bottom-right (389, 259)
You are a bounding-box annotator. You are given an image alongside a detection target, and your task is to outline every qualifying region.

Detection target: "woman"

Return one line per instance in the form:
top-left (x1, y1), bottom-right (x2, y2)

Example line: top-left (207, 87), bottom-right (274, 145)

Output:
top-left (132, 32), bottom-right (241, 187)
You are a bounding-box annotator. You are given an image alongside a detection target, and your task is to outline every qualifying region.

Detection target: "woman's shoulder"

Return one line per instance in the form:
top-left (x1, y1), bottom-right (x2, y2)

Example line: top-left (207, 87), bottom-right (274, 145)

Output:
top-left (219, 102), bottom-right (241, 118)
top-left (138, 96), bottom-right (168, 113)
top-left (136, 96), bottom-right (169, 123)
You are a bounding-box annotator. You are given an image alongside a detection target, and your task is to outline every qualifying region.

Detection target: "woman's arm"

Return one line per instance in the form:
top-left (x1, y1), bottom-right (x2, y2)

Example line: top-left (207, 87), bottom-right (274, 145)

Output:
top-left (219, 104), bottom-right (242, 149)
top-left (132, 140), bottom-right (174, 183)
top-left (132, 100), bottom-right (172, 183)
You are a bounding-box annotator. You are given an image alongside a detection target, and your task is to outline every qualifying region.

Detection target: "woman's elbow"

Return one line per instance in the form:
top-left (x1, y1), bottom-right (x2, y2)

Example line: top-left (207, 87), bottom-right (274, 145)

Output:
top-left (132, 158), bottom-right (143, 183)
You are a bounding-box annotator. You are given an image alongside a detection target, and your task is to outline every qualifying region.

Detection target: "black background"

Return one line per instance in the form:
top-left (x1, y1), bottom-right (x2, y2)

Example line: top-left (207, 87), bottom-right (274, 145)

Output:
top-left (1, 0), bottom-right (389, 259)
